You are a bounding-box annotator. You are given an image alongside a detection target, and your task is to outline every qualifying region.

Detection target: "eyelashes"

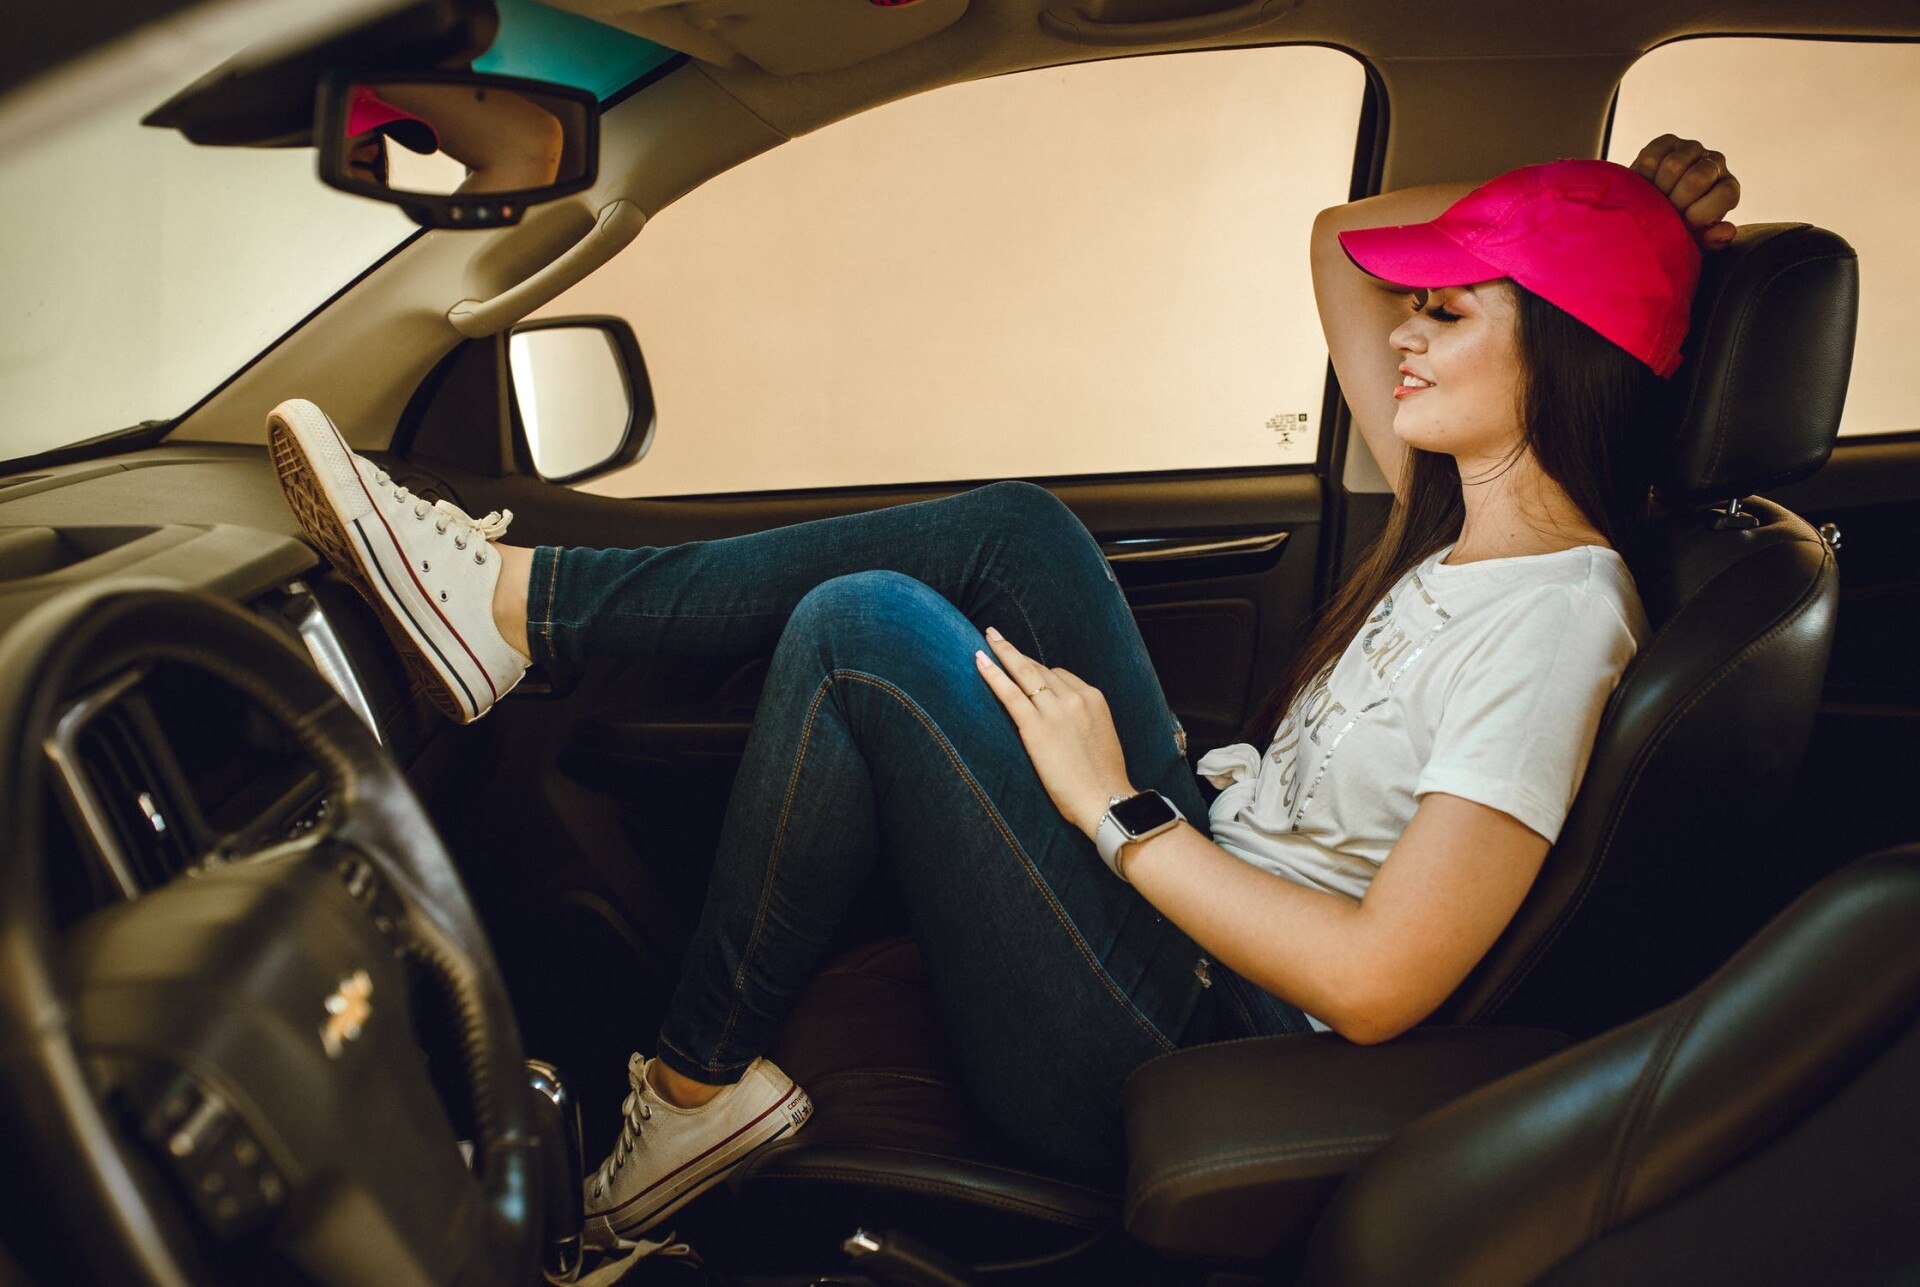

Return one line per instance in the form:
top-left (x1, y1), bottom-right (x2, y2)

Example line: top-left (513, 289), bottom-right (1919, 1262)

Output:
top-left (1408, 290), bottom-right (1463, 323)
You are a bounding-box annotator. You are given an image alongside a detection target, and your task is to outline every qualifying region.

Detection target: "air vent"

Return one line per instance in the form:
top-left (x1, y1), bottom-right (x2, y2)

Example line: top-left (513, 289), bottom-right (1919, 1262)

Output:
top-left (46, 669), bottom-right (207, 898)
top-left (74, 703), bottom-right (202, 889)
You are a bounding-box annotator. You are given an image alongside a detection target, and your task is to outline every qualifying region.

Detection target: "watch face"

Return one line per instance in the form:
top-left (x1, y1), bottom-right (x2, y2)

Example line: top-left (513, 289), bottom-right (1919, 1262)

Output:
top-left (1110, 791), bottom-right (1178, 836)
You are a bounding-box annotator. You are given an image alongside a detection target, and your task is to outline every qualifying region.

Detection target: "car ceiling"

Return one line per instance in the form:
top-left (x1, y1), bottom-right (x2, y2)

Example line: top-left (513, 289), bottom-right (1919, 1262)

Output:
top-left (123, 0), bottom-right (1917, 455)
top-left (551, 0), bottom-right (1920, 140)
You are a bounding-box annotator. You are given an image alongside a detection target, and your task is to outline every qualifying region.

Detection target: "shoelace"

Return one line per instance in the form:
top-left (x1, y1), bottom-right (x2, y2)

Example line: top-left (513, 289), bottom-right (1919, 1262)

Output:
top-left (549, 1230), bottom-right (698, 1287)
top-left (373, 467), bottom-right (513, 562)
top-left (589, 1053), bottom-right (654, 1200)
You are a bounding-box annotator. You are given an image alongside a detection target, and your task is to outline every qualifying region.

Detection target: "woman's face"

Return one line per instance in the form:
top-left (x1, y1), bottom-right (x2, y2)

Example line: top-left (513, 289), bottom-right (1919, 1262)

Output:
top-left (1386, 280), bottom-right (1527, 468)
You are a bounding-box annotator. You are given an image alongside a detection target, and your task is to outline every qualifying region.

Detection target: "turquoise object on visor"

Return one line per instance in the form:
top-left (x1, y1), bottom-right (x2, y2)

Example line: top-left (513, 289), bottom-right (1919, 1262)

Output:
top-left (475, 0), bottom-right (678, 101)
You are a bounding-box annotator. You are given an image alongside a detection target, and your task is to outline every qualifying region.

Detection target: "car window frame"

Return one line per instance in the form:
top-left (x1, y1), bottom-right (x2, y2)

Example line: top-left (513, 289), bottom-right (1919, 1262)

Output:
top-left (1600, 30), bottom-right (1920, 443)
top-left (562, 42), bottom-right (1385, 501)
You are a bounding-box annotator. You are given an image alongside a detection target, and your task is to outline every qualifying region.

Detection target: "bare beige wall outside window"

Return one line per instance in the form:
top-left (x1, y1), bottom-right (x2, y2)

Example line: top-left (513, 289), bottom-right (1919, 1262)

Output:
top-left (1609, 37), bottom-right (1920, 437)
top-left (540, 47), bottom-right (1366, 498)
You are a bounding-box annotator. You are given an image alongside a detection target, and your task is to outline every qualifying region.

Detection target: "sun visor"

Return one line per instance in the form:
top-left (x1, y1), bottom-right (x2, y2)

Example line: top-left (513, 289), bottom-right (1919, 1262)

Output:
top-left (539, 0), bottom-right (969, 77)
top-left (141, 0), bottom-right (499, 147)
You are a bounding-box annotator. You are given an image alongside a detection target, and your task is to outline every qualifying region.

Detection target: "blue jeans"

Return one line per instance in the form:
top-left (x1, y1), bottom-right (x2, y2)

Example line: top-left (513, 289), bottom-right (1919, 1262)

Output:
top-left (525, 481), bottom-right (1307, 1183)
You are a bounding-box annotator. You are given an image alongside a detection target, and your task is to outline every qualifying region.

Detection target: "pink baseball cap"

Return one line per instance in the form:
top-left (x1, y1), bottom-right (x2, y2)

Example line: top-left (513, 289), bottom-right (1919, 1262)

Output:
top-left (1338, 159), bottom-right (1701, 377)
top-left (347, 87), bottom-right (440, 155)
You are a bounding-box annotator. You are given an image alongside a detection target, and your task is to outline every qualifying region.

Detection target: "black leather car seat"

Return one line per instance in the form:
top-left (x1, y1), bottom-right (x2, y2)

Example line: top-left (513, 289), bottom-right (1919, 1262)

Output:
top-left (1434, 222), bottom-right (1858, 1038)
top-left (1303, 845), bottom-right (1920, 1287)
top-left (708, 224), bottom-right (1860, 1274)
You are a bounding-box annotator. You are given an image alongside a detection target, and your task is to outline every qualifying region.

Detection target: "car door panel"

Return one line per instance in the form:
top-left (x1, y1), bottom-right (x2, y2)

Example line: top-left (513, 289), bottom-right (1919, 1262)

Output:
top-left (1769, 432), bottom-right (1920, 709)
top-left (1763, 433), bottom-right (1920, 873)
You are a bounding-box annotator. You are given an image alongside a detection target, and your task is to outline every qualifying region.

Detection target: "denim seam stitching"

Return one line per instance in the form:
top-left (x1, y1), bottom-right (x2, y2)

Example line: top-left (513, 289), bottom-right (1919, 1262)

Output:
top-left (711, 672), bottom-right (836, 1061)
top-left (590, 607), bottom-right (794, 622)
top-left (836, 669), bottom-right (1176, 1051)
top-left (712, 665), bottom-right (1175, 1056)
top-left (578, 569), bottom-right (1038, 643)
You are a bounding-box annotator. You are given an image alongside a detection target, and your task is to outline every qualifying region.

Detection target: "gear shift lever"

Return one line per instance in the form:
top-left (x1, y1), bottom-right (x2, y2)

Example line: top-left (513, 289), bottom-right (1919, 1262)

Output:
top-left (527, 1060), bottom-right (585, 1282)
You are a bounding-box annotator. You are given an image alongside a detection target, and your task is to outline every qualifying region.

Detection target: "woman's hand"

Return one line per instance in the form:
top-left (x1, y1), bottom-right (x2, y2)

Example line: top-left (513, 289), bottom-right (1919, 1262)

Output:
top-left (974, 628), bottom-right (1134, 839)
top-left (1630, 135), bottom-right (1741, 249)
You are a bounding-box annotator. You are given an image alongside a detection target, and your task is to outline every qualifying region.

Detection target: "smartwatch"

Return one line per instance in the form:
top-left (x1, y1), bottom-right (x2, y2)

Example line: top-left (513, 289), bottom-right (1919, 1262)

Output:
top-left (1094, 790), bottom-right (1184, 883)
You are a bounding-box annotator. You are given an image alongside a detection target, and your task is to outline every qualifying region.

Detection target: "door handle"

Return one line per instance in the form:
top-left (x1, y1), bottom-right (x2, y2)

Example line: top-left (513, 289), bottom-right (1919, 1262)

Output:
top-left (1100, 531), bottom-right (1290, 564)
top-left (447, 200), bottom-right (646, 338)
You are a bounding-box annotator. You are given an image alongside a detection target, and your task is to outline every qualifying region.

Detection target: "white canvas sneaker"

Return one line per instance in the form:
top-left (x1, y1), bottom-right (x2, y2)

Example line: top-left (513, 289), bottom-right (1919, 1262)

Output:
top-left (583, 1054), bottom-right (813, 1244)
top-left (266, 397), bottom-right (530, 724)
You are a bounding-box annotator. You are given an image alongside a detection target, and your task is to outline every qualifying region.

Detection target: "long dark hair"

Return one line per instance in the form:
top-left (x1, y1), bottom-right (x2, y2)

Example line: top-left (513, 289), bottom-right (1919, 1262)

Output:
top-left (1240, 281), bottom-right (1663, 744)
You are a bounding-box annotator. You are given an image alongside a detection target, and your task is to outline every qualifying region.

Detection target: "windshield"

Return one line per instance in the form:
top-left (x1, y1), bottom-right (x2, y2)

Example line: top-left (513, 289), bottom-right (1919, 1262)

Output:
top-left (0, 0), bottom-right (671, 465)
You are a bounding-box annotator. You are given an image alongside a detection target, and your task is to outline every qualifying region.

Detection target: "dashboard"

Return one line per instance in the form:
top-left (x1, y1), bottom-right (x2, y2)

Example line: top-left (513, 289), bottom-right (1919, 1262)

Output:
top-left (0, 445), bottom-right (553, 1286)
top-left (0, 443), bottom-right (454, 924)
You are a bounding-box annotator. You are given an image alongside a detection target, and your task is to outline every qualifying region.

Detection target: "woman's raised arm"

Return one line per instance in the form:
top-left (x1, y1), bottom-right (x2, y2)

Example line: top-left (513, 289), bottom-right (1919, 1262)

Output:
top-left (1312, 137), bottom-right (1740, 499)
top-left (1310, 183), bottom-right (1474, 500)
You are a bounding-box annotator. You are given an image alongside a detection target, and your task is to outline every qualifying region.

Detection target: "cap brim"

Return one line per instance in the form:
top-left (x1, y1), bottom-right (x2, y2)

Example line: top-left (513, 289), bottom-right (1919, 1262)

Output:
top-left (376, 119), bottom-right (440, 155)
top-left (1337, 221), bottom-right (1505, 289)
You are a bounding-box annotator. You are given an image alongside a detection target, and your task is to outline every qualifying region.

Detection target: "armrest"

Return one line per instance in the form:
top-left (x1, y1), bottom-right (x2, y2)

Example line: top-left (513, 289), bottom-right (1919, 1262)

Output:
top-left (1122, 1028), bottom-right (1570, 1262)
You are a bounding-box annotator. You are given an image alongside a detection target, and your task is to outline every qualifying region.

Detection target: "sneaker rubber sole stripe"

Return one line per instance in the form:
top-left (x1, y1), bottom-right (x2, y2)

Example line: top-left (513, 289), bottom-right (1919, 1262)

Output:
top-left (273, 422), bottom-right (474, 722)
top-left (613, 1112), bottom-right (807, 1240)
top-left (269, 403), bottom-right (497, 723)
top-left (598, 1084), bottom-right (810, 1232)
top-left (320, 417), bottom-right (501, 707)
top-left (352, 516), bottom-right (479, 719)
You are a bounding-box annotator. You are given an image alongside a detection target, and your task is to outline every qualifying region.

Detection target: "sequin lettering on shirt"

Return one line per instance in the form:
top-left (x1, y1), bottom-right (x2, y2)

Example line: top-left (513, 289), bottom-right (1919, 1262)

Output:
top-left (1280, 567), bottom-right (1454, 831)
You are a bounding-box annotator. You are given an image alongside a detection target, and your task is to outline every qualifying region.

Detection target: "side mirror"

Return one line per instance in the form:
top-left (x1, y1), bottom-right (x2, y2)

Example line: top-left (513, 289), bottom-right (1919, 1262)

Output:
top-left (506, 317), bottom-right (655, 483)
top-left (315, 71), bottom-right (597, 228)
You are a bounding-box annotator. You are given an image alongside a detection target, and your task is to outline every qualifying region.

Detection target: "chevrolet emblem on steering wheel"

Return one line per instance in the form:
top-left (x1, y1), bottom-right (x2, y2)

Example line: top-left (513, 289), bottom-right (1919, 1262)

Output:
top-left (320, 969), bottom-right (374, 1059)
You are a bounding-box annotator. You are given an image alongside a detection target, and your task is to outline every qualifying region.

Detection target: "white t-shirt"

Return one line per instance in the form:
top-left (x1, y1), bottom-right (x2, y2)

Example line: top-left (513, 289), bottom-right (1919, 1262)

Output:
top-left (1197, 541), bottom-right (1647, 909)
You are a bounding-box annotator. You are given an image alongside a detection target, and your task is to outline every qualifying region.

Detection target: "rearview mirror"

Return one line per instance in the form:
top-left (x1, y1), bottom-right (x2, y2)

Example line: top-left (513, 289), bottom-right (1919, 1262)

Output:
top-left (315, 71), bottom-right (598, 229)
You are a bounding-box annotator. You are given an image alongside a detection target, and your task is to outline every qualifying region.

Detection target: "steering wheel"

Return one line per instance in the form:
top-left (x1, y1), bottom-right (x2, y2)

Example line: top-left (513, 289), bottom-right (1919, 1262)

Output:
top-left (0, 584), bottom-right (543, 1286)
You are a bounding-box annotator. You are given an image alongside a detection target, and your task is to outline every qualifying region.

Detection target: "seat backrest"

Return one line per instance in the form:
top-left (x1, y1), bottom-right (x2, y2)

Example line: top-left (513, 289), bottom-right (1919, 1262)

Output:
top-left (1432, 224), bottom-right (1859, 1037)
top-left (1304, 847), bottom-right (1920, 1287)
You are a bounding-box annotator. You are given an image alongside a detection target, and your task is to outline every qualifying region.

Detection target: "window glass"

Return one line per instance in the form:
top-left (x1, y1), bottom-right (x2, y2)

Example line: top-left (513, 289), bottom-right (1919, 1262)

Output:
top-left (1609, 37), bottom-right (1920, 437)
top-left (0, 0), bottom-right (669, 464)
top-left (475, 0), bottom-right (677, 98)
top-left (543, 46), bottom-right (1367, 498)
top-left (0, 105), bottom-right (414, 462)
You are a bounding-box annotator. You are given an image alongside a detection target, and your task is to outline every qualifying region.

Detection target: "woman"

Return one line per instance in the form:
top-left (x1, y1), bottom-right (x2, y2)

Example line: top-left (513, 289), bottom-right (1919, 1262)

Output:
top-left (266, 134), bottom-right (1741, 1243)
top-left (342, 83), bottom-right (567, 195)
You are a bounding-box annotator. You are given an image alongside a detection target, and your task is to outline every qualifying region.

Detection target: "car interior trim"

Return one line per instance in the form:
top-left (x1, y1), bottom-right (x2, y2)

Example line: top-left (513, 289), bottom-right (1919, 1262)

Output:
top-left (171, 64), bottom-right (785, 452)
top-left (42, 667), bottom-right (150, 901)
top-left (8, 4), bottom-right (1920, 1280)
top-left (1100, 530), bottom-right (1290, 564)
top-left (447, 200), bottom-right (648, 338)
top-left (283, 581), bottom-right (384, 741)
top-left (1037, 0), bottom-right (1301, 47)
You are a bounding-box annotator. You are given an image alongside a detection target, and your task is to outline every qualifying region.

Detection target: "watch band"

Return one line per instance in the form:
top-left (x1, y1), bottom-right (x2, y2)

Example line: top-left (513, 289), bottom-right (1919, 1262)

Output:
top-left (1094, 802), bottom-right (1132, 881)
top-left (1095, 791), bottom-right (1184, 883)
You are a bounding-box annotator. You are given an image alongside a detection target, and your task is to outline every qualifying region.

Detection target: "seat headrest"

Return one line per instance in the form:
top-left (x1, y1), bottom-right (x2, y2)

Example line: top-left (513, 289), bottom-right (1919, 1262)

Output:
top-left (1655, 223), bottom-right (1858, 504)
